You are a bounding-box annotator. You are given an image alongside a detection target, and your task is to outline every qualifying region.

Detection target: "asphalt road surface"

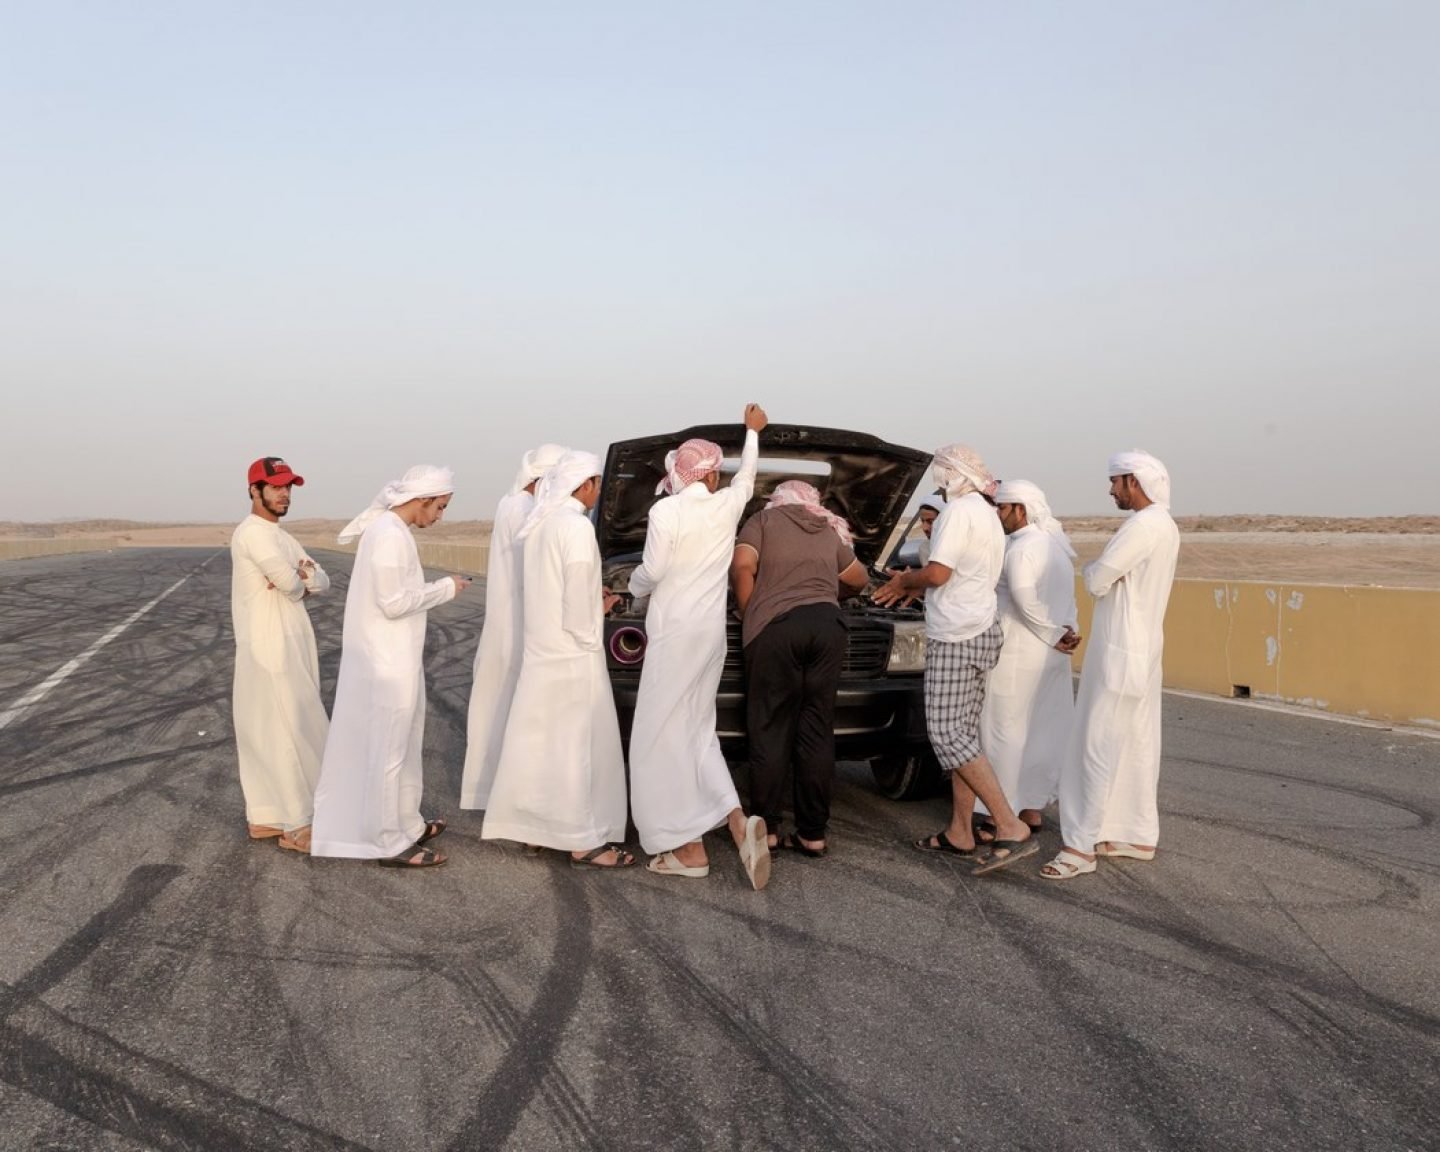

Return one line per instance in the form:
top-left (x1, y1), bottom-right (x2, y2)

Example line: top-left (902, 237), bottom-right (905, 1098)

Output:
top-left (1, 548), bottom-right (1436, 1152)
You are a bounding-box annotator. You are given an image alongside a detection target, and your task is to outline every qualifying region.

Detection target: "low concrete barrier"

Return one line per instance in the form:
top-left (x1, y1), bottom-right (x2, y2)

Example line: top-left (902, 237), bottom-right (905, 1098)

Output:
top-left (1073, 578), bottom-right (1440, 729)
top-left (294, 538), bottom-right (490, 578)
top-left (0, 538), bottom-right (120, 561)
top-left (415, 542), bottom-right (489, 576)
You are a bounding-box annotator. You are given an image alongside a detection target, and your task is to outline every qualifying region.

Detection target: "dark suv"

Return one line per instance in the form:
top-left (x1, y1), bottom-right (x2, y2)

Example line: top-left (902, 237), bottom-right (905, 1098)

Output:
top-left (598, 422), bottom-right (940, 800)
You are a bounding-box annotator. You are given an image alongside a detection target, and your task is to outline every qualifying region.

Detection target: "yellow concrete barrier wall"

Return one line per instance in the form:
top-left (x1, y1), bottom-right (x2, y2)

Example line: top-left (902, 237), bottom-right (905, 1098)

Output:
top-left (414, 542), bottom-right (489, 576)
top-left (0, 538), bottom-right (120, 560)
top-left (1073, 578), bottom-right (1440, 729)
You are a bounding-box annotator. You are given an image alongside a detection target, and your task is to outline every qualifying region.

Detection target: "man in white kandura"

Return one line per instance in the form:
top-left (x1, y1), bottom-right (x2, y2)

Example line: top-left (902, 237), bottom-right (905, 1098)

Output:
top-left (872, 443), bottom-right (1037, 875)
top-left (974, 480), bottom-right (1080, 839)
top-left (230, 456), bottom-right (330, 853)
top-left (629, 403), bottom-right (772, 888)
top-left (1043, 451), bottom-right (1179, 881)
top-left (311, 466), bottom-right (471, 869)
top-left (916, 493), bottom-right (945, 566)
top-left (482, 451), bottom-right (633, 869)
top-left (459, 442), bottom-right (567, 811)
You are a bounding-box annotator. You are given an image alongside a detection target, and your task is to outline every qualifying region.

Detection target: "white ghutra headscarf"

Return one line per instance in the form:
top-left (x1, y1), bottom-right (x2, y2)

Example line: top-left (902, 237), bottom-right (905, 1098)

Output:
top-left (931, 444), bottom-right (997, 500)
top-left (1108, 450), bottom-right (1171, 509)
top-left (339, 465), bottom-right (455, 543)
top-left (993, 479), bottom-right (1077, 559)
top-left (518, 450), bottom-right (602, 540)
top-left (511, 443), bottom-right (569, 494)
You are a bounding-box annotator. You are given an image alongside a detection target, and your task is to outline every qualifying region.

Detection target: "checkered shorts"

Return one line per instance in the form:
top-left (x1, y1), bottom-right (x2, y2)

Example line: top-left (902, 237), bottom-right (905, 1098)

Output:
top-left (924, 621), bottom-right (1004, 771)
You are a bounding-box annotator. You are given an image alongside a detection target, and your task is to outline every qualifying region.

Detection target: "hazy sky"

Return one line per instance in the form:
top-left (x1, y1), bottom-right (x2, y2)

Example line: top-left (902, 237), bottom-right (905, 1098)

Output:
top-left (3, 1), bottom-right (1436, 522)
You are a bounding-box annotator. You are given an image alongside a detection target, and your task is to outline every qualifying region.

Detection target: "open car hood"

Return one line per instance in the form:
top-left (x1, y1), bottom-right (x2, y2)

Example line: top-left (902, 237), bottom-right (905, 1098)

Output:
top-left (597, 423), bottom-right (933, 566)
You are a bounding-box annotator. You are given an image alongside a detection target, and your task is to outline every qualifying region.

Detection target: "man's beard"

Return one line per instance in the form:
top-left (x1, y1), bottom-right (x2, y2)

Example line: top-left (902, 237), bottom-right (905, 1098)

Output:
top-left (263, 495), bottom-right (289, 518)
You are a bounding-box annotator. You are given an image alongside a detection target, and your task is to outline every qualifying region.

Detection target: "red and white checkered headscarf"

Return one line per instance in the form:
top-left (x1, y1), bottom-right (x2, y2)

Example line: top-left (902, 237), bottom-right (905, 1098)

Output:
top-left (765, 480), bottom-right (854, 546)
top-left (657, 438), bottom-right (724, 495)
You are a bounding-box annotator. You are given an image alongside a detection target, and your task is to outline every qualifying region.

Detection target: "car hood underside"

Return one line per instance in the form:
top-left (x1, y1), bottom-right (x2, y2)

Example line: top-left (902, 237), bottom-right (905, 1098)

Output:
top-left (597, 423), bottom-right (933, 567)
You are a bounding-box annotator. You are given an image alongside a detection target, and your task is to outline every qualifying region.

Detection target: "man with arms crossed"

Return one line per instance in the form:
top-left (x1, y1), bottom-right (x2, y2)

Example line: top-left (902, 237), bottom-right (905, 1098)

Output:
top-left (230, 456), bottom-right (330, 853)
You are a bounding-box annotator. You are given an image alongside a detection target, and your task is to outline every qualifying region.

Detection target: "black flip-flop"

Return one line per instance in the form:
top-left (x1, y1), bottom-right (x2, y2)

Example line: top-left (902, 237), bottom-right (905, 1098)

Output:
top-left (779, 834), bottom-right (827, 858)
top-left (570, 844), bottom-right (636, 869)
top-left (913, 829), bottom-right (979, 859)
top-left (378, 844), bottom-right (446, 869)
top-left (417, 817), bottom-right (447, 845)
top-left (971, 815), bottom-right (997, 844)
top-left (971, 837), bottom-right (1041, 876)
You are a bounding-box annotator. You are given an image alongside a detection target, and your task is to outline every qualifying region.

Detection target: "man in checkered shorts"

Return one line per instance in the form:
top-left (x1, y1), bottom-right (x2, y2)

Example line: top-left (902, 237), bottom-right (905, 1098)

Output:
top-left (873, 444), bottom-right (1040, 874)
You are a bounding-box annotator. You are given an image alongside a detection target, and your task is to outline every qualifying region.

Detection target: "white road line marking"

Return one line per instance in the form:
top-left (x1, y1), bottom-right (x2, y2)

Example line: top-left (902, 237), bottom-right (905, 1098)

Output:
top-left (0, 572), bottom-right (194, 731)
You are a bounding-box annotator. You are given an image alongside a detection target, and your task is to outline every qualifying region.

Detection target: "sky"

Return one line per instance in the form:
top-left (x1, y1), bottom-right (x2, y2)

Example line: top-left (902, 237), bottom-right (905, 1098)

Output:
top-left (2, 0), bottom-right (1437, 522)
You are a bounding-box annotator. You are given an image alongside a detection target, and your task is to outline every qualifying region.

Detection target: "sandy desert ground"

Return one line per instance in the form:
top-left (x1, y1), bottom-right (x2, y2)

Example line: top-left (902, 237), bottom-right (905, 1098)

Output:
top-left (3, 516), bottom-right (1439, 588)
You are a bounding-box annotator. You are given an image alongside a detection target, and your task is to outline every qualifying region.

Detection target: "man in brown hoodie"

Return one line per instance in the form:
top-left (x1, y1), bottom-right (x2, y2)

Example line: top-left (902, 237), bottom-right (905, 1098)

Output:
top-left (730, 481), bottom-right (868, 857)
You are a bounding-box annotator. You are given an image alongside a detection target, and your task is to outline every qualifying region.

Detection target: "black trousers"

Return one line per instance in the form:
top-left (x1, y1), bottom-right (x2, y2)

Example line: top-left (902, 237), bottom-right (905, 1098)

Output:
top-left (744, 602), bottom-right (846, 841)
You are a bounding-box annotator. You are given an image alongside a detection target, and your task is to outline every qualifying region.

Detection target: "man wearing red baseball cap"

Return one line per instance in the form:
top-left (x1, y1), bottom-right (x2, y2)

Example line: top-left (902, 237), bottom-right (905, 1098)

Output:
top-left (247, 455), bottom-right (305, 491)
top-left (230, 455), bottom-right (330, 853)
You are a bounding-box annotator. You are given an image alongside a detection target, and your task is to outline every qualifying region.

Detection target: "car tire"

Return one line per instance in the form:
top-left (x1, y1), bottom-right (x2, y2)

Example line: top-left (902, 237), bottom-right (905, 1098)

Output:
top-left (869, 749), bottom-right (941, 801)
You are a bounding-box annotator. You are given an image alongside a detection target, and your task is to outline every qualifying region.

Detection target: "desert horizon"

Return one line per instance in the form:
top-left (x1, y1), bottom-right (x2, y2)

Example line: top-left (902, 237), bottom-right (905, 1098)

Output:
top-left (4, 515), bottom-right (1439, 589)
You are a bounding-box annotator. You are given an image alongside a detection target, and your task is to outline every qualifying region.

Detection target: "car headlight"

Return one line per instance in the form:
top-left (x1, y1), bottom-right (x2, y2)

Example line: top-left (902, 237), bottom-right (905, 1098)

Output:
top-left (887, 620), bottom-right (927, 673)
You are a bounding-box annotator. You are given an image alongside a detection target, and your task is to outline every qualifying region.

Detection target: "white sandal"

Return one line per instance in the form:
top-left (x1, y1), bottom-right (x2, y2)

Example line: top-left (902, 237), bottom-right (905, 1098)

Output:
top-left (1039, 849), bottom-right (1097, 881)
top-left (1095, 842), bottom-right (1156, 861)
top-left (738, 815), bottom-right (771, 891)
top-left (647, 850), bottom-right (710, 878)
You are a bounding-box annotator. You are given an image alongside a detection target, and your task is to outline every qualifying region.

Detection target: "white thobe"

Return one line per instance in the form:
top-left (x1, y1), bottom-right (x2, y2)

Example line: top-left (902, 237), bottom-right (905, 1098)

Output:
top-left (482, 499), bottom-right (628, 851)
top-left (311, 512), bottom-right (458, 858)
top-left (230, 515), bottom-right (330, 830)
top-left (978, 525), bottom-right (1076, 814)
top-left (627, 431), bottom-right (760, 853)
top-left (459, 489), bottom-right (532, 809)
top-left (1060, 505), bottom-right (1180, 850)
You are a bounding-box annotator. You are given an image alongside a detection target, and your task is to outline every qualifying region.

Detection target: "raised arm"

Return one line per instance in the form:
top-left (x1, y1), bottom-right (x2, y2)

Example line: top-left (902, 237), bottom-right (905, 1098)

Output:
top-left (725, 403), bottom-right (768, 512)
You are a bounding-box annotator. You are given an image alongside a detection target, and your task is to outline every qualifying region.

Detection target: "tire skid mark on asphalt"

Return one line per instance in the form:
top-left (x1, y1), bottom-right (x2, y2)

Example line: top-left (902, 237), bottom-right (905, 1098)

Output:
top-left (0, 863), bottom-right (374, 1150)
top-left (0, 690), bottom-right (231, 781)
top-left (1017, 856), bottom-right (1440, 1043)
top-left (1, 994), bottom-right (375, 1152)
top-left (444, 965), bottom-right (601, 1151)
top-left (1157, 809), bottom-right (1427, 906)
top-left (0, 572), bottom-right (199, 732)
top-left (971, 892), bottom-right (1247, 1151)
top-left (947, 867), bottom-right (1440, 1148)
top-left (1, 593), bottom-right (233, 762)
top-left (586, 854), bottom-right (966, 992)
top-left (441, 865), bottom-right (602, 1152)
top-left (594, 883), bottom-right (905, 1152)
top-left (1166, 750), bottom-right (1437, 828)
top-left (0, 738), bottom-right (231, 800)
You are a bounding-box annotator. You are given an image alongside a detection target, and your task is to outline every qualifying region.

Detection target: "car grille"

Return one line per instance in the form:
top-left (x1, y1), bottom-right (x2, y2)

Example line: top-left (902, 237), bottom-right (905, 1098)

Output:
top-left (721, 619), bottom-right (891, 678)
